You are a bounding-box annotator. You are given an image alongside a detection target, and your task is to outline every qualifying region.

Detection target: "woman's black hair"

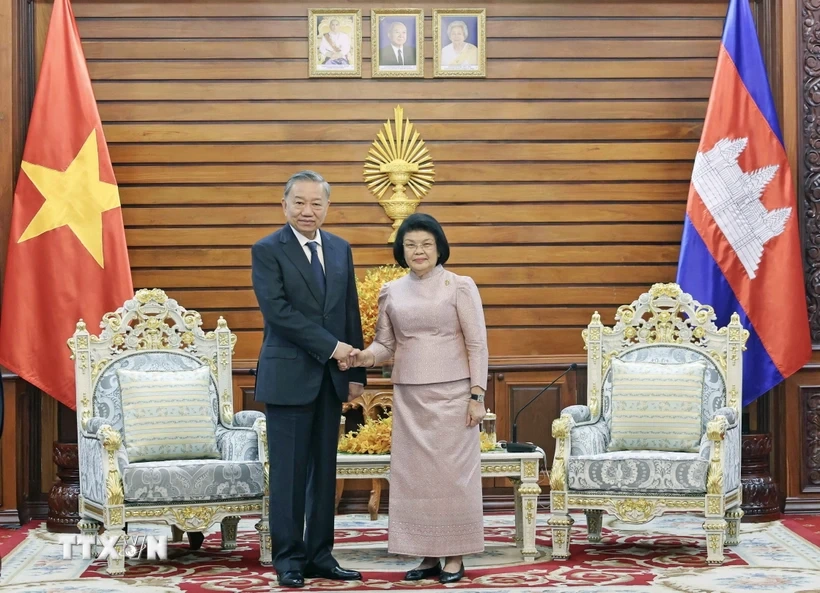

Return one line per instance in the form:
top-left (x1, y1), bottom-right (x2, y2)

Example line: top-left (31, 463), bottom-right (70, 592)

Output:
top-left (392, 213), bottom-right (450, 268)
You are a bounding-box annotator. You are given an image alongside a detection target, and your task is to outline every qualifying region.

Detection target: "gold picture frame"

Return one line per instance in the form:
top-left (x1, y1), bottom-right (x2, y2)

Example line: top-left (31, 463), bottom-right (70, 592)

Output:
top-left (432, 8), bottom-right (486, 78)
top-left (371, 8), bottom-right (424, 78)
top-left (308, 8), bottom-right (362, 78)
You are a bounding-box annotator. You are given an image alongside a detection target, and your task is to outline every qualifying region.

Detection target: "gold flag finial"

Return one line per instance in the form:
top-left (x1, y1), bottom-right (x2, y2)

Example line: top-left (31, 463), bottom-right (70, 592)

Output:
top-left (363, 105), bottom-right (435, 242)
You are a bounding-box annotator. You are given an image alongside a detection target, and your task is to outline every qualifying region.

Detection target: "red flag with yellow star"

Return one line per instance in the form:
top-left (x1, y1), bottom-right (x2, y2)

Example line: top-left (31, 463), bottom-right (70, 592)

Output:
top-left (0, 0), bottom-right (133, 409)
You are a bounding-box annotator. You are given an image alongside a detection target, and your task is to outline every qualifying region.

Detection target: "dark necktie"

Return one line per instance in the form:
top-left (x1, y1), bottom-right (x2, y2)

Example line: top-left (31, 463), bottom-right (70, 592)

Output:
top-left (398, 48), bottom-right (403, 65)
top-left (307, 241), bottom-right (326, 296)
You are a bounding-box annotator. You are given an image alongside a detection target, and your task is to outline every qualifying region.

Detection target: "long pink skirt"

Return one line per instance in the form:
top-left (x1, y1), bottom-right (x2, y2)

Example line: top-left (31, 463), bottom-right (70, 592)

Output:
top-left (387, 379), bottom-right (485, 557)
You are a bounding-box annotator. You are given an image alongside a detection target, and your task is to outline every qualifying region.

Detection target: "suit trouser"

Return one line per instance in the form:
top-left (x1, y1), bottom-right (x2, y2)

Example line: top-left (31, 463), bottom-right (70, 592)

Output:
top-left (265, 367), bottom-right (342, 574)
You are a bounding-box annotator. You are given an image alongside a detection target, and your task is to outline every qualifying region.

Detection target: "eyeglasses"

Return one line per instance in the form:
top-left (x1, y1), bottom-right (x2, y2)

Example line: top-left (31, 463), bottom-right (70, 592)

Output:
top-left (403, 242), bottom-right (436, 251)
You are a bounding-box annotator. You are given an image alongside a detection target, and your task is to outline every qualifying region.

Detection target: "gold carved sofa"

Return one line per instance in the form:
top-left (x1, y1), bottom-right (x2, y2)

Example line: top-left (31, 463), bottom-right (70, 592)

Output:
top-left (548, 283), bottom-right (747, 564)
top-left (71, 289), bottom-right (270, 574)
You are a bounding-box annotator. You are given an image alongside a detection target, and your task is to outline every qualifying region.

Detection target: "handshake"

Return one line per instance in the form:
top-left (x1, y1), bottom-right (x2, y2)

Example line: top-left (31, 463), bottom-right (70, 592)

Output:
top-left (332, 343), bottom-right (375, 371)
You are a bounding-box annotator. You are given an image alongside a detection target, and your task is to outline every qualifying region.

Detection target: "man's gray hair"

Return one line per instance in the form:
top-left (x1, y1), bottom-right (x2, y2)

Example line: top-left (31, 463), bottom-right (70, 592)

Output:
top-left (283, 170), bottom-right (331, 201)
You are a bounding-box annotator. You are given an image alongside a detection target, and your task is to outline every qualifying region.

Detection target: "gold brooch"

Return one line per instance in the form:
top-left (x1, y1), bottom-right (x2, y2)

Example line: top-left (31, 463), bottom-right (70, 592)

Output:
top-left (445, 280), bottom-right (450, 286)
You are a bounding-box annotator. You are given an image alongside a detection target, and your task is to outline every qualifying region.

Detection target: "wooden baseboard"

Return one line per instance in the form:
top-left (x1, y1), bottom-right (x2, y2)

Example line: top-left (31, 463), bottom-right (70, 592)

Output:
top-left (0, 508), bottom-right (22, 526)
top-left (783, 496), bottom-right (820, 514)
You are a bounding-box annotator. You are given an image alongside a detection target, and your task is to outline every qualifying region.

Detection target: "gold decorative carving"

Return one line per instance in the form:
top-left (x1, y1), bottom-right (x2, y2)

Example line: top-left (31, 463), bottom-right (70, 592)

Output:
top-left (135, 288), bottom-right (168, 305)
top-left (109, 508), bottom-right (123, 525)
top-left (80, 393), bottom-right (92, 430)
top-left (170, 506), bottom-right (216, 531)
top-left (200, 355), bottom-right (217, 375)
top-left (518, 485), bottom-right (541, 496)
top-left (649, 283), bottom-right (683, 298)
top-left (589, 383), bottom-right (600, 419)
top-left (707, 417), bottom-right (728, 442)
top-left (728, 386), bottom-right (739, 409)
top-left (552, 494), bottom-right (565, 510)
top-left (523, 461), bottom-right (537, 478)
top-left (337, 467), bottom-right (389, 476)
top-left (525, 499), bottom-right (535, 524)
top-left (363, 105), bottom-right (435, 242)
top-left (612, 498), bottom-right (657, 523)
top-left (91, 359), bottom-right (110, 381)
top-left (552, 415), bottom-right (571, 439)
top-left (124, 502), bottom-right (262, 521)
top-left (707, 497), bottom-right (723, 515)
top-left (99, 426), bottom-right (124, 506)
top-left (481, 464), bottom-right (519, 474)
top-left (707, 442), bottom-right (724, 495)
top-left (549, 459), bottom-right (566, 491)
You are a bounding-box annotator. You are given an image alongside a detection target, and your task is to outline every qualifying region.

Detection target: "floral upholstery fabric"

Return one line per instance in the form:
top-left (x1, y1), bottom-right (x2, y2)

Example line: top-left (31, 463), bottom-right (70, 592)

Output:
top-left (567, 450), bottom-right (709, 493)
top-left (123, 459), bottom-right (265, 503)
top-left (217, 428), bottom-right (259, 462)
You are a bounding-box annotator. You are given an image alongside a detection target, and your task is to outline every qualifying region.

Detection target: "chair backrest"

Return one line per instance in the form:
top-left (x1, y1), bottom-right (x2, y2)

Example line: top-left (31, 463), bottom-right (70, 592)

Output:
top-left (69, 289), bottom-right (236, 437)
top-left (584, 283), bottom-right (747, 433)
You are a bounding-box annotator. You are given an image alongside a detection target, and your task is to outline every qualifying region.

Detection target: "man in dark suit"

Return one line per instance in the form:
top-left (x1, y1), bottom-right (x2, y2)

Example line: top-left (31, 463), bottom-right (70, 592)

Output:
top-left (252, 170), bottom-right (366, 588)
top-left (378, 21), bottom-right (417, 66)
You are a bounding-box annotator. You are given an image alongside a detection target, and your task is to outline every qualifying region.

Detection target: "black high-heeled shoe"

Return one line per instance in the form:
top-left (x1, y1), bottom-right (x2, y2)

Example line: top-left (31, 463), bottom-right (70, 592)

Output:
top-left (404, 562), bottom-right (442, 581)
top-left (439, 563), bottom-right (465, 584)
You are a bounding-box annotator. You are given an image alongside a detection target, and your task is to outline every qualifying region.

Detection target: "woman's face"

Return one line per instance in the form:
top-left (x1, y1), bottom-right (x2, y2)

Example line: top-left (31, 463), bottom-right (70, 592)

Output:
top-left (402, 230), bottom-right (438, 276)
top-left (448, 26), bottom-right (465, 45)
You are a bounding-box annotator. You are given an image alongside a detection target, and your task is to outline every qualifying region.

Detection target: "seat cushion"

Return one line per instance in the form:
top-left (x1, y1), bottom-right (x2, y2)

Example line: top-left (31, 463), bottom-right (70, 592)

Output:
top-left (567, 450), bottom-right (708, 493)
top-left (607, 358), bottom-right (706, 453)
top-left (123, 459), bottom-right (265, 503)
top-left (117, 366), bottom-right (221, 462)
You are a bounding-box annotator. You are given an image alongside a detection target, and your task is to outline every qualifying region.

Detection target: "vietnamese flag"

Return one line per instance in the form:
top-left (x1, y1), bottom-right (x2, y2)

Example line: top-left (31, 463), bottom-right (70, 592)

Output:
top-left (0, 0), bottom-right (133, 409)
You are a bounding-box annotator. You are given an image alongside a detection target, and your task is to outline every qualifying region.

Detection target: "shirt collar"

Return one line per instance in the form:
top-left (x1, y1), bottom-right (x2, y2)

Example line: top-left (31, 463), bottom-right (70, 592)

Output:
top-left (290, 225), bottom-right (322, 247)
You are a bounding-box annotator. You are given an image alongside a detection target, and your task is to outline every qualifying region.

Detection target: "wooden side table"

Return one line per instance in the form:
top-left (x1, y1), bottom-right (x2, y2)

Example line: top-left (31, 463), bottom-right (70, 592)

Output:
top-left (335, 387), bottom-right (393, 519)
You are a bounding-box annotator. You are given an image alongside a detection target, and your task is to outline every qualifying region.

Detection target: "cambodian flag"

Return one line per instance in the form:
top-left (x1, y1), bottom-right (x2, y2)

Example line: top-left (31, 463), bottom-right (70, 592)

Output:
top-left (676, 0), bottom-right (811, 405)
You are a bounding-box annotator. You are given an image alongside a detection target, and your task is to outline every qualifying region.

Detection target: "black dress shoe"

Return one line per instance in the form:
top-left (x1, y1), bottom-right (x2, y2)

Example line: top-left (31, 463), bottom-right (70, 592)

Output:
top-left (278, 571), bottom-right (305, 588)
top-left (439, 563), bottom-right (465, 584)
top-left (304, 565), bottom-right (362, 581)
top-left (404, 562), bottom-right (442, 581)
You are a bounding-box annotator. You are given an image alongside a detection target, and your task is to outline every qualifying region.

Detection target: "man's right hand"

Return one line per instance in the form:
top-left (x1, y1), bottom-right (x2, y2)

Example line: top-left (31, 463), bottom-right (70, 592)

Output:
top-left (332, 342), bottom-right (354, 361)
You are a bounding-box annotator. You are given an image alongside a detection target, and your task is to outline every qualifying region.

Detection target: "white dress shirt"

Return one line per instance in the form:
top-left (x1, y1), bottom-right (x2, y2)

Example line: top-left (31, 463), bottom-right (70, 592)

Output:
top-left (392, 44), bottom-right (406, 64)
top-left (290, 225), bottom-right (326, 271)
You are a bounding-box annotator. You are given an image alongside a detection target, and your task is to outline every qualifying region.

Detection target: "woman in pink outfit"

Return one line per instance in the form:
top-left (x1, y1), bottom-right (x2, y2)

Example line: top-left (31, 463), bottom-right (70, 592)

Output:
top-left (343, 213), bottom-right (488, 583)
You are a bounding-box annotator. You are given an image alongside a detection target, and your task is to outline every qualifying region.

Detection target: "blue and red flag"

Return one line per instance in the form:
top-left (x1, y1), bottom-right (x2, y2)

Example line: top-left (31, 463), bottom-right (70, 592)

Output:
top-left (676, 0), bottom-right (811, 405)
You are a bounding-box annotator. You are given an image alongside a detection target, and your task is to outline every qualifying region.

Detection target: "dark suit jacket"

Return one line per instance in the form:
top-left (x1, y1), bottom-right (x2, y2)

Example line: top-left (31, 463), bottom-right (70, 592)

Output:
top-left (378, 44), bottom-right (417, 66)
top-left (251, 225), bottom-right (366, 405)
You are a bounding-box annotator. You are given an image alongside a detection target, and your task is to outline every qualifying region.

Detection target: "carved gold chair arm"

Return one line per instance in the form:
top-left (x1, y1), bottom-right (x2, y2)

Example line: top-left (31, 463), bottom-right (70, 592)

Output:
top-left (706, 416), bottom-right (728, 442)
top-left (97, 425), bottom-right (125, 507)
top-left (550, 414), bottom-right (573, 492)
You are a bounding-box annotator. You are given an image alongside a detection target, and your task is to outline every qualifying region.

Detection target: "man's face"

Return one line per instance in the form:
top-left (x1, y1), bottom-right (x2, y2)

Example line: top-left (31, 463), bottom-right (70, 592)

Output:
top-left (281, 181), bottom-right (328, 238)
top-left (388, 23), bottom-right (407, 46)
top-left (330, 20), bottom-right (339, 32)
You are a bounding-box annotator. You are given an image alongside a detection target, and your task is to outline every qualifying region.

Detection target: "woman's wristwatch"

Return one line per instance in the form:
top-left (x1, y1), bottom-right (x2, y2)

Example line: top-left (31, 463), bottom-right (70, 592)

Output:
top-left (470, 392), bottom-right (485, 403)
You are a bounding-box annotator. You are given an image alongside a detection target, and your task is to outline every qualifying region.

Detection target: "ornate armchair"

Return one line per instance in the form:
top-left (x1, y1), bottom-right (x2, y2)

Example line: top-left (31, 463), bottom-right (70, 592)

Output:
top-left (548, 283), bottom-right (748, 564)
top-left (70, 289), bottom-right (270, 575)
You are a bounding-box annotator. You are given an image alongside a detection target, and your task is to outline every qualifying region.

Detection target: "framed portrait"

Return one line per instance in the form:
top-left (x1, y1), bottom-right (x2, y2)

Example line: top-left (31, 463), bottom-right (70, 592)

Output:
top-left (371, 8), bottom-right (424, 78)
top-left (308, 9), bottom-right (362, 77)
top-left (432, 8), bottom-right (486, 77)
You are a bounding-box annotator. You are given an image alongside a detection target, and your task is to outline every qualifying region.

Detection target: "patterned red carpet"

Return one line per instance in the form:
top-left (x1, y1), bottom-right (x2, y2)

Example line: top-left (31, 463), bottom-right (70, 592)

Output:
top-left (0, 514), bottom-right (819, 592)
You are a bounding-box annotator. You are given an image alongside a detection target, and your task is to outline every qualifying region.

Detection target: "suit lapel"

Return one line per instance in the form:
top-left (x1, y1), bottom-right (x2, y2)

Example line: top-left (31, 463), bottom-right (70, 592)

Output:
top-left (280, 225), bottom-right (325, 307)
top-left (321, 231), bottom-right (344, 314)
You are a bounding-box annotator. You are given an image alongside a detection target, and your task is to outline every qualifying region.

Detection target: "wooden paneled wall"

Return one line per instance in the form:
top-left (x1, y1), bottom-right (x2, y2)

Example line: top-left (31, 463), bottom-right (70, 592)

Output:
top-left (59, 0), bottom-right (726, 365)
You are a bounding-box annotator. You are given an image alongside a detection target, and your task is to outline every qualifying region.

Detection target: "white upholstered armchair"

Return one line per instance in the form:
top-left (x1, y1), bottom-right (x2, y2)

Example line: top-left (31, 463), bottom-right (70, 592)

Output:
top-left (70, 289), bottom-right (270, 575)
top-left (548, 283), bottom-right (748, 564)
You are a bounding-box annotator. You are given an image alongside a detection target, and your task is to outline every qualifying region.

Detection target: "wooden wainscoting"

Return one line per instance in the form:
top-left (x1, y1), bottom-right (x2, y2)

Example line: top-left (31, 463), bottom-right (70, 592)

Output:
top-left (27, 0), bottom-right (730, 367)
